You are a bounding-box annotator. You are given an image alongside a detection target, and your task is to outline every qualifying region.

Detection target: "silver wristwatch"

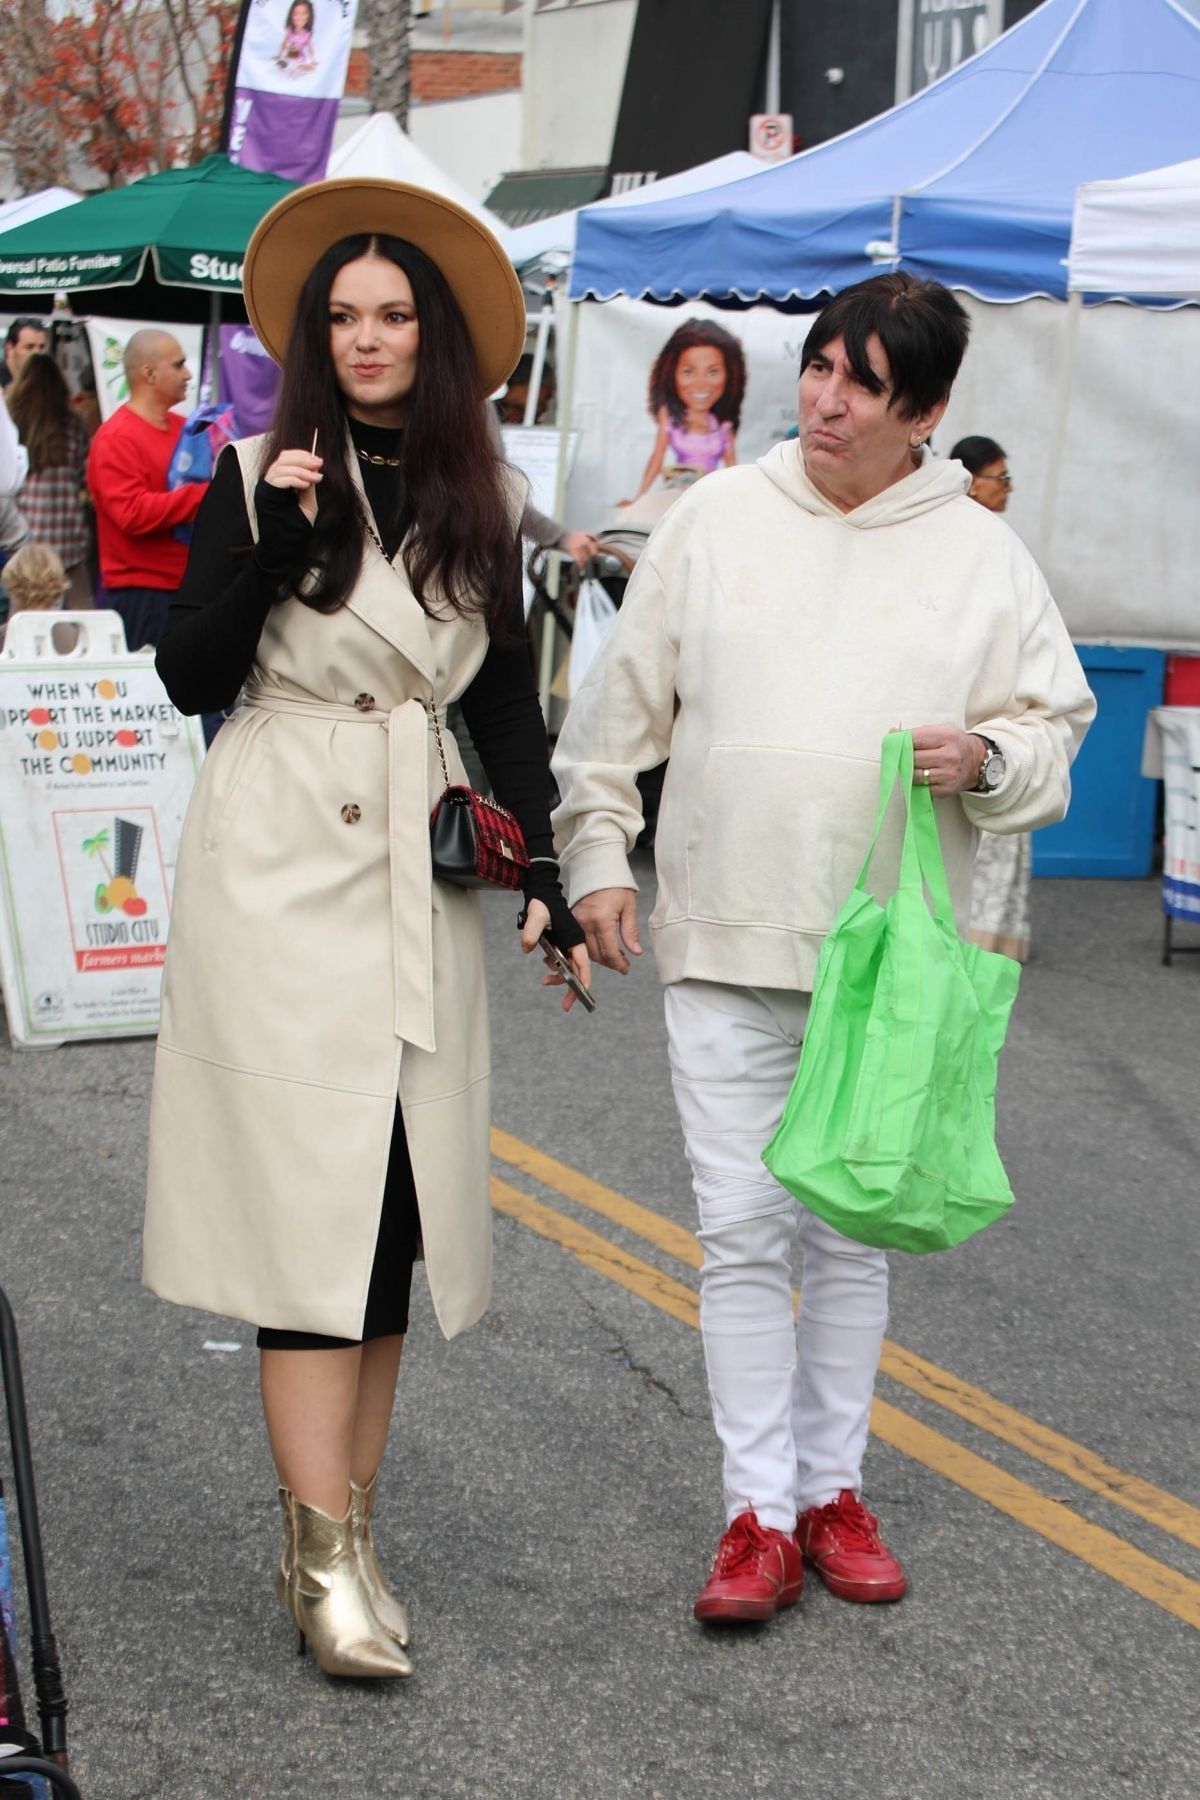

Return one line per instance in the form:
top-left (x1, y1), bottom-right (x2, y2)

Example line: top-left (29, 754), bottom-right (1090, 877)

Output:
top-left (972, 735), bottom-right (1006, 794)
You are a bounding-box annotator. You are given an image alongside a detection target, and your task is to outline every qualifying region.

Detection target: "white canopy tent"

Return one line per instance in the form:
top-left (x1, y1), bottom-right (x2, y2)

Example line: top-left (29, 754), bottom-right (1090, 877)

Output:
top-left (1068, 158), bottom-right (1200, 299)
top-left (327, 112), bottom-right (512, 250)
top-left (0, 187), bottom-right (81, 234)
top-left (1037, 158), bottom-right (1200, 604)
top-left (505, 152), bottom-right (763, 270)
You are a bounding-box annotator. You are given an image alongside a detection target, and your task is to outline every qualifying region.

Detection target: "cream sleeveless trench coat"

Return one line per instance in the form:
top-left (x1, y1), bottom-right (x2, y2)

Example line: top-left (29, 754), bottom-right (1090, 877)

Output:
top-left (143, 437), bottom-right (516, 1339)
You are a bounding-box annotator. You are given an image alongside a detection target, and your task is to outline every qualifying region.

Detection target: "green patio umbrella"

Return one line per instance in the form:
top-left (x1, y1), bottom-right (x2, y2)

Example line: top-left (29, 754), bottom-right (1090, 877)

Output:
top-left (0, 153), bottom-right (297, 400)
top-left (0, 154), bottom-right (296, 303)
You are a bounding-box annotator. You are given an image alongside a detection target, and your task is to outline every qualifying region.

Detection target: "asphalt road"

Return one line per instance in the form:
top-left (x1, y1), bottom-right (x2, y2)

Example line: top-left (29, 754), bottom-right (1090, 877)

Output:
top-left (0, 868), bottom-right (1197, 1800)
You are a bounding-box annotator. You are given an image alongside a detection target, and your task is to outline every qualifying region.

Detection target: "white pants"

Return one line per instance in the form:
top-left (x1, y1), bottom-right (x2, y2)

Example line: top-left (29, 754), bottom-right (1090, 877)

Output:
top-left (665, 980), bottom-right (889, 1532)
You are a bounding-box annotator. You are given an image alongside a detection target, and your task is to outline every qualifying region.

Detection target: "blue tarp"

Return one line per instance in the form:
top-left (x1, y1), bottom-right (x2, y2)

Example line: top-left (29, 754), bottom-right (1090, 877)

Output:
top-left (570, 0), bottom-right (1200, 304)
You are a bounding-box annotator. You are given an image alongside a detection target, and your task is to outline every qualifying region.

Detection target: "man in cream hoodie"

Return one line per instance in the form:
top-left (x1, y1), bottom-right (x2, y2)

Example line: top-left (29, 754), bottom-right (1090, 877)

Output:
top-left (551, 273), bottom-right (1094, 1625)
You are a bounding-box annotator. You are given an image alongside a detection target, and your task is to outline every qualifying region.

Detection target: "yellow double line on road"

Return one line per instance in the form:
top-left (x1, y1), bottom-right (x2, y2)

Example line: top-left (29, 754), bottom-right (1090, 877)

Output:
top-left (491, 1127), bottom-right (1200, 1631)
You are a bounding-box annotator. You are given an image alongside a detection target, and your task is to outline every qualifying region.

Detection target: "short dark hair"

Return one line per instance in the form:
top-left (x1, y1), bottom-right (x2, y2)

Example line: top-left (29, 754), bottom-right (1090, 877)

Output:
top-left (5, 316), bottom-right (46, 350)
top-left (950, 434), bottom-right (1005, 475)
top-left (800, 274), bottom-right (969, 420)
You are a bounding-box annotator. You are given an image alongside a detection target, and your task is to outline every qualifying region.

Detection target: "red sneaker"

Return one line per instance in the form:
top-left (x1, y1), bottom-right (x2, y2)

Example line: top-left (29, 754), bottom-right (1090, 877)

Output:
top-left (693, 1510), bottom-right (804, 1623)
top-left (796, 1490), bottom-right (907, 1603)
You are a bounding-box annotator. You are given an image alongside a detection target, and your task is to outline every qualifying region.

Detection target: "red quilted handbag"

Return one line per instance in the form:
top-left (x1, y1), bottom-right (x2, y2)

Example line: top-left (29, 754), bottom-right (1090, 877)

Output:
top-left (427, 706), bottom-right (529, 891)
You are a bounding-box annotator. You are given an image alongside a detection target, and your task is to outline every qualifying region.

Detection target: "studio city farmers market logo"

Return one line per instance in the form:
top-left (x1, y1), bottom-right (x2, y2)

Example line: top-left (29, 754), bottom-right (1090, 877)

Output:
top-left (83, 819), bottom-right (149, 921)
top-left (52, 808), bottom-right (169, 974)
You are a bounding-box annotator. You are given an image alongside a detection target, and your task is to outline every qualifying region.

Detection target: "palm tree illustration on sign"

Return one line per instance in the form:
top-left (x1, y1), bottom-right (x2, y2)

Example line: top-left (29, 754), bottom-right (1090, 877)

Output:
top-left (83, 819), bottom-right (147, 916)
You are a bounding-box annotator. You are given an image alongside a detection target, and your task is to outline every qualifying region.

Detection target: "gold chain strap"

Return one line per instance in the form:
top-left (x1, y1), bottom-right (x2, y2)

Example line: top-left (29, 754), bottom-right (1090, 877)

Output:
top-left (425, 701), bottom-right (451, 788)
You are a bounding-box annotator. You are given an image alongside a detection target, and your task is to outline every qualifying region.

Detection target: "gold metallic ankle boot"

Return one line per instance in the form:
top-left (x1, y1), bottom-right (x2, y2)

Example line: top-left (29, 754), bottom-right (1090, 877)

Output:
top-left (285, 1490), bottom-right (412, 1678)
top-left (351, 1473), bottom-right (411, 1647)
top-left (275, 1486), bottom-right (294, 1616)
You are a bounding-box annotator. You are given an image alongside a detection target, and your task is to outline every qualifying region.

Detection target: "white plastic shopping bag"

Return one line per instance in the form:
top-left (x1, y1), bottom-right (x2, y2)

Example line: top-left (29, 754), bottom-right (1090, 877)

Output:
top-left (568, 578), bottom-right (618, 697)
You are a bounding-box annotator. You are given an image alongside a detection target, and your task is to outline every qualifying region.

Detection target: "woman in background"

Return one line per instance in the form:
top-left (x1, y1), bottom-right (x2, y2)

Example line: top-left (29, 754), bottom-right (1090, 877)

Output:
top-left (952, 434), bottom-right (1032, 962)
top-left (8, 353), bottom-right (92, 608)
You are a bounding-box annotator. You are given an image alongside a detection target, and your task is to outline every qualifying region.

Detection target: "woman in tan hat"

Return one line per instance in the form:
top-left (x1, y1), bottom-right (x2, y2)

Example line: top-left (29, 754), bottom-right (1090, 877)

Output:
top-left (143, 180), bottom-right (589, 1680)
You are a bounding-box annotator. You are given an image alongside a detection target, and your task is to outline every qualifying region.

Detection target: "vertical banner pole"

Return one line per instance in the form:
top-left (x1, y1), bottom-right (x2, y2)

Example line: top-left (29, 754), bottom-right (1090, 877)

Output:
top-left (219, 0), bottom-right (256, 152)
top-left (538, 297), bottom-right (580, 722)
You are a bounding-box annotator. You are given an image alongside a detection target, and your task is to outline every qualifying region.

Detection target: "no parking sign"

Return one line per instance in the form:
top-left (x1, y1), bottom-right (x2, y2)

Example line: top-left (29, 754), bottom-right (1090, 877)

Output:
top-left (0, 611), bottom-right (204, 1046)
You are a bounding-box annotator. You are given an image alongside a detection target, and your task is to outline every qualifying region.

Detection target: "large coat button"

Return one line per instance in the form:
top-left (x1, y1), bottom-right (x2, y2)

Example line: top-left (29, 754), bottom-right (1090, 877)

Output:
top-left (341, 803), bottom-right (362, 824)
top-left (353, 692), bottom-right (376, 712)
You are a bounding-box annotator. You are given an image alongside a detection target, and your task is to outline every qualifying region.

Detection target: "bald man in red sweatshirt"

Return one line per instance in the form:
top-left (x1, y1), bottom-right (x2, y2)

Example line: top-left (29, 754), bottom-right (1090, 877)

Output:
top-left (87, 330), bottom-right (206, 651)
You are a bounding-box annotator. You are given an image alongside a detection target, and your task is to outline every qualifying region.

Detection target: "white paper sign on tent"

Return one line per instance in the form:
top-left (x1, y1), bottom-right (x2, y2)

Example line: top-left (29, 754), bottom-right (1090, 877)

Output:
top-left (0, 611), bottom-right (205, 1047)
top-left (1143, 707), bottom-right (1200, 926)
top-left (501, 424), bottom-right (579, 617)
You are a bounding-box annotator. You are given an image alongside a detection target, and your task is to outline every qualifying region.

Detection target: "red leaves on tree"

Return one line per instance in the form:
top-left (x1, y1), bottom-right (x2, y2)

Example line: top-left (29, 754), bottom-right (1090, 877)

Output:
top-left (1, 1), bottom-right (241, 190)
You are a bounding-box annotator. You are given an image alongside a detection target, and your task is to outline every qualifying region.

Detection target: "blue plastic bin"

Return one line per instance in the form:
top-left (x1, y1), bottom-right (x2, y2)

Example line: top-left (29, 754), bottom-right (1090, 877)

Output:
top-left (1031, 645), bottom-right (1166, 878)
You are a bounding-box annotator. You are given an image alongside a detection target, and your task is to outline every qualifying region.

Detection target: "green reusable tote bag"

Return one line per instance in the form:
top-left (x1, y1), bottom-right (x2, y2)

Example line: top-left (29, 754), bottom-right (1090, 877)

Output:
top-left (763, 731), bottom-right (1021, 1253)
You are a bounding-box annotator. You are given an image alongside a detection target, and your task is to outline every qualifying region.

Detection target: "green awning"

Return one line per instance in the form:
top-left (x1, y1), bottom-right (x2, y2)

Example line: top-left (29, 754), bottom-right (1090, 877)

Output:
top-left (485, 167), bottom-right (608, 227)
top-left (0, 155), bottom-right (296, 297)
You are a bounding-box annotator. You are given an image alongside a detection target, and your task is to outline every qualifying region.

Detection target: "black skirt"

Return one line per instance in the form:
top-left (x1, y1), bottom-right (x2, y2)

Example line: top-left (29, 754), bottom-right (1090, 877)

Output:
top-left (256, 1104), bottom-right (421, 1350)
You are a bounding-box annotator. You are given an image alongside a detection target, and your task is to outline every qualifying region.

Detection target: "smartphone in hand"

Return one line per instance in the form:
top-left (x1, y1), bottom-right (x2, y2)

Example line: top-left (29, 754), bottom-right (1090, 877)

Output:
top-left (539, 933), bottom-right (596, 1013)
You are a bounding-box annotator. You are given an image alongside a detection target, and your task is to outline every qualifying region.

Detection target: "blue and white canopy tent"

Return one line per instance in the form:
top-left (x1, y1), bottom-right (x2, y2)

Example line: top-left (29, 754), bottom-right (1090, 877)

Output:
top-left (570, 0), bottom-right (1200, 307)
top-left (553, 0), bottom-right (1200, 654)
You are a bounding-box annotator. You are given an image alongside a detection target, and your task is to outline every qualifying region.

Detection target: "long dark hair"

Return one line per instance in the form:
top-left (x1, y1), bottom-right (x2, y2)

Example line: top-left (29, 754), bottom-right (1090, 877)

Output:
top-left (8, 353), bottom-right (76, 473)
top-left (264, 232), bottom-right (515, 627)
top-left (648, 319), bottom-right (746, 429)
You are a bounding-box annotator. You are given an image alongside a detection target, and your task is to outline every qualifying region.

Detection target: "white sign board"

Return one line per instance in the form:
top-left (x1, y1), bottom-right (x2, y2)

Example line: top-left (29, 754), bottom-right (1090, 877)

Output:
top-left (1144, 707), bottom-right (1200, 921)
top-left (501, 423), bottom-right (580, 615)
top-left (501, 424), bottom-right (580, 527)
top-left (0, 611), bottom-right (204, 1046)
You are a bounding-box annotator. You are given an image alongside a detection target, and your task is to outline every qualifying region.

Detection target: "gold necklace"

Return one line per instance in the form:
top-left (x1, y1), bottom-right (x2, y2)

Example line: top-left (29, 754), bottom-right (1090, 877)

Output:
top-left (355, 445), bottom-right (402, 468)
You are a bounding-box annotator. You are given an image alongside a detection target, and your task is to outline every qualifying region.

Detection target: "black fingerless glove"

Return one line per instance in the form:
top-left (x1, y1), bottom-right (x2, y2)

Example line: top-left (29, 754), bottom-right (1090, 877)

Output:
top-left (521, 860), bottom-right (585, 951)
top-left (253, 477), bottom-right (313, 579)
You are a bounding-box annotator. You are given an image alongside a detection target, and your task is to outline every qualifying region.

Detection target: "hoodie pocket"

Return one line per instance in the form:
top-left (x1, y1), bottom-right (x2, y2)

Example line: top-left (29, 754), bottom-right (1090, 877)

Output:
top-left (683, 743), bottom-right (879, 934)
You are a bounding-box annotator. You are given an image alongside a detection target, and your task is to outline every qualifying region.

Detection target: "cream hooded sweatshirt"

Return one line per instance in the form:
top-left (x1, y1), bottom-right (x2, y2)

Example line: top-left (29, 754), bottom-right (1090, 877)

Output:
top-left (552, 441), bottom-right (1095, 992)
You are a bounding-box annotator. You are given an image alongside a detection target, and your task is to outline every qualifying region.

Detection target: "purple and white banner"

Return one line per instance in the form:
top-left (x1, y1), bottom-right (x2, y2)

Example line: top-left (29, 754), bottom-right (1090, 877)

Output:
top-left (215, 324), bottom-right (281, 436)
top-left (226, 0), bottom-right (360, 184)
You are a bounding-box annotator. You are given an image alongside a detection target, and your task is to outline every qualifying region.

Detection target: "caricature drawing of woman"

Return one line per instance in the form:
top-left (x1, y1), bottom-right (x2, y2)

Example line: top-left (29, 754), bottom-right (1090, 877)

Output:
top-left (621, 318), bottom-right (746, 507)
top-left (276, 0), bottom-right (318, 74)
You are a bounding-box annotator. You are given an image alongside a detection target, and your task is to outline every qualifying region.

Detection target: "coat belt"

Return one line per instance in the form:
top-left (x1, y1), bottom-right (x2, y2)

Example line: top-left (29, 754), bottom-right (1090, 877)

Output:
top-left (241, 688), bottom-right (444, 1054)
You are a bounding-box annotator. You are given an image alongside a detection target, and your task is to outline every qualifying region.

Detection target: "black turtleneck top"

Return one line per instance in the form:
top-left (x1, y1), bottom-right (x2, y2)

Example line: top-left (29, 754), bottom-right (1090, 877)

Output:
top-left (156, 415), bottom-right (581, 944)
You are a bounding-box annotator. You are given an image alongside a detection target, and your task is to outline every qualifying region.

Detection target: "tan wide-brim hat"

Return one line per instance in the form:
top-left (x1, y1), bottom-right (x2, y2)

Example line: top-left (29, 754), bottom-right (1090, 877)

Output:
top-left (242, 177), bottom-right (525, 394)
